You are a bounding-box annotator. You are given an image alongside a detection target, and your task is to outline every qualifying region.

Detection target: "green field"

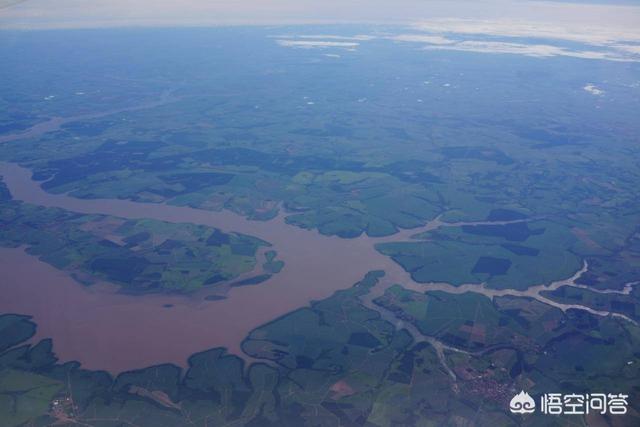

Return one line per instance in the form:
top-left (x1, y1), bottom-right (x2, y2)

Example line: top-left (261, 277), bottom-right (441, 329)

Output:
top-left (376, 220), bottom-right (583, 290)
top-left (0, 179), bottom-right (269, 294)
top-left (1, 272), bottom-right (639, 426)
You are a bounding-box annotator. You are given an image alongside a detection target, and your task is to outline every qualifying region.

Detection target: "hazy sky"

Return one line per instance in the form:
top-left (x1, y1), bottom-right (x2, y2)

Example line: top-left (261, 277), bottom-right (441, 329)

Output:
top-left (1, 0), bottom-right (639, 30)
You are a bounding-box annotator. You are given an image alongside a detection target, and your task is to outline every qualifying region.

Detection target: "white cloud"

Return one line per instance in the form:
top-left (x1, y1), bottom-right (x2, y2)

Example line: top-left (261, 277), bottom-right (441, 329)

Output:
top-left (277, 30), bottom-right (640, 62)
top-left (389, 34), bottom-right (454, 45)
top-left (412, 19), bottom-right (640, 46)
top-left (420, 40), bottom-right (637, 62)
top-left (273, 34), bottom-right (375, 51)
top-left (584, 84), bottom-right (605, 96)
top-left (276, 39), bottom-right (359, 49)
top-left (402, 19), bottom-right (640, 62)
top-left (295, 34), bottom-right (375, 41)
top-left (387, 18), bottom-right (640, 62)
top-left (282, 25), bottom-right (640, 62)
top-left (611, 44), bottom-right (640, 55)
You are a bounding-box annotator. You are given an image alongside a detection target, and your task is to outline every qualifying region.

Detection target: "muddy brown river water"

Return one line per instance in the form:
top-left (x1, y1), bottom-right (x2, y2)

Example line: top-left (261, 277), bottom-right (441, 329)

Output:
top-left (0, 161), bottom-right (632, 374)
top-left (0, 162), bottom-right (421, 372)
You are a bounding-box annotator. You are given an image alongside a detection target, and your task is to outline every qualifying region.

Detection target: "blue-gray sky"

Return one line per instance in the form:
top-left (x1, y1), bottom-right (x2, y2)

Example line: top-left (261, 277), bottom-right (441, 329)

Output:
top-left (0, 0), bottom-right (639, 30)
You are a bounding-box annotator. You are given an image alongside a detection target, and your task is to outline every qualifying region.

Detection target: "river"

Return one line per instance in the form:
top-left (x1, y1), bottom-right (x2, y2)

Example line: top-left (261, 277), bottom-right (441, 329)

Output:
top-left (0, 161), bottom-right (422, 372)
top-left (0, 161), bottom-right (634, 374)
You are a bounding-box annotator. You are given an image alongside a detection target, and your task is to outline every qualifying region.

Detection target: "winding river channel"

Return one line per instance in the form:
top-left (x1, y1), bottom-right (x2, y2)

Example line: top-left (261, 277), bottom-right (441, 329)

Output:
top-left (1, 161), bottom-right (634, 375)
top-left (0, 104), bottom-right (636, 375)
